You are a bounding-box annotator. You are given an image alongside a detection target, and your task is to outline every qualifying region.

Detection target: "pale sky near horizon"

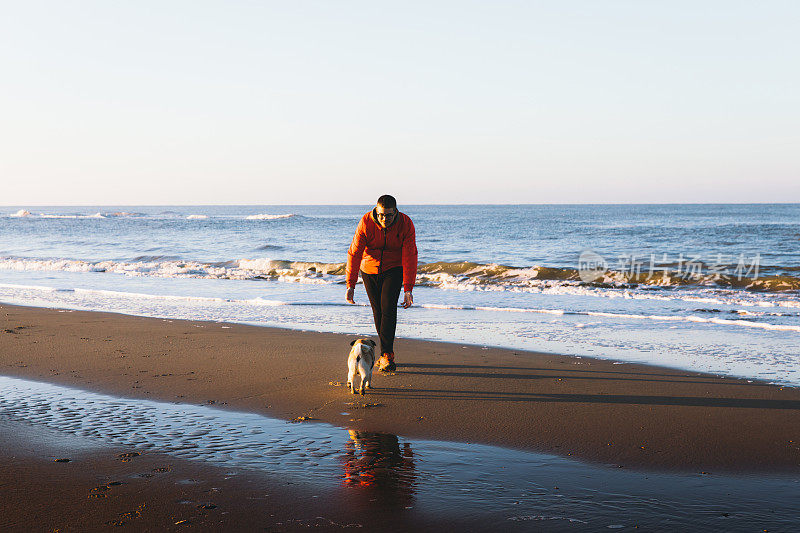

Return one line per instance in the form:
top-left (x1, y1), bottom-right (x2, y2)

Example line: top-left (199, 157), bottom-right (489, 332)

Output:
top-left (1, 1), bottom-right (798, 205)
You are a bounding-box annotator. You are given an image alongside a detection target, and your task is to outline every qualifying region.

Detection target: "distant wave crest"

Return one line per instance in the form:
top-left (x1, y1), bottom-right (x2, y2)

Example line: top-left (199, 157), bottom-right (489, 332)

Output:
top-left (5, 209), bottom-right (139, 219)
top-left (4, 211), bottom-right (299, 221)
top-left (39, 212), bottom-right (105, 219)
top-left (245, 213), bottom-right (296, 220)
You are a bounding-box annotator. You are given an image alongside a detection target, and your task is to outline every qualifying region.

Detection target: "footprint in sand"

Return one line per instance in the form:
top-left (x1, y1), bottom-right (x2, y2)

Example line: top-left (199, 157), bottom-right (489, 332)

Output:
top-left (106, 506), bottom-right (144, 526)
top-left (118, 452), bottom-right (141, 458)
top-left (118, 451), bottom-right (141, 462)
top-left (88, 484), bottom-right (113, 499)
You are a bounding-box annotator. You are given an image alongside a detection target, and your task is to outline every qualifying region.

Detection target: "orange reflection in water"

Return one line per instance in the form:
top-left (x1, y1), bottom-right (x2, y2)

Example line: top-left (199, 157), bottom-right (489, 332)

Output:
top-left (340, 430), bottom-right (416, 505)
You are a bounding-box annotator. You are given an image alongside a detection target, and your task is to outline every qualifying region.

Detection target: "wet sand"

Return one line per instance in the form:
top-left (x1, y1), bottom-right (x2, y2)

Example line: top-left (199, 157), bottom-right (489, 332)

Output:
top-left (1, 417), bottom-right (446, 532)
top-left (2, 303), bottom-right (800, 530)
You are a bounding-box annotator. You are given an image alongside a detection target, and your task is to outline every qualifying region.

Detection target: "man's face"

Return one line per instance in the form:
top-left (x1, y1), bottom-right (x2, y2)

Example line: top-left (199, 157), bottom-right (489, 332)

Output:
top-left (375, 205), bottom-right (397, 228)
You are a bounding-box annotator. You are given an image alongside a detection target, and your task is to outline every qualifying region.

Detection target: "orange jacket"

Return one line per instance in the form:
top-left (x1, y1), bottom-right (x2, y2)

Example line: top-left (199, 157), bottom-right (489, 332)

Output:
top-left (346, 209), bottom-right (418, 291)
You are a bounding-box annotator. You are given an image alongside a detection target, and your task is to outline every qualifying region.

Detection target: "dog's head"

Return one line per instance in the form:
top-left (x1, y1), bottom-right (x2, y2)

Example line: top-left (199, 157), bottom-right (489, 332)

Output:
top-left (350, 338), bottom-right (376, 348)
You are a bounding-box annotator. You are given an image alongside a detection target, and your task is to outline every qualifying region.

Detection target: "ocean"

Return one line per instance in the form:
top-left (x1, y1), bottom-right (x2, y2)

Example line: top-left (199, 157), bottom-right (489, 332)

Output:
top-left (2, 204), bottom-right (799, 386)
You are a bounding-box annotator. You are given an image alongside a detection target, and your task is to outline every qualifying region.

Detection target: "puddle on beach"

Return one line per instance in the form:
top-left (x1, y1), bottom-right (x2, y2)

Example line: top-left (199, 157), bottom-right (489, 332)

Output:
top-left (1, 375), bottom-right (798, 531)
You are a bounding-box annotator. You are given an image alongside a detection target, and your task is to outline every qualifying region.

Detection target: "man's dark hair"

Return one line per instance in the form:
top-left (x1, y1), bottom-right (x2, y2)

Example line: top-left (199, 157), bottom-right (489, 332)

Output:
top-left (377, 195), bottom-right (397, 209)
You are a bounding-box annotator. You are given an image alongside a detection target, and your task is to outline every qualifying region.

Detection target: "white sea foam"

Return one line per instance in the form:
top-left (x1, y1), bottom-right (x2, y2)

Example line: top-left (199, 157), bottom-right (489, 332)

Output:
top-left (419, 303), bottom-right (566, 315)
top-left (105, 211), bottom-right (142, 217)
top-left (0, 282), bottom-right (60, 292)
top-left (38, 212), bottom-right (106, 219)
top-left (0, 256), bottom-right (339, 284)
top-left (186, 214), bottom-right (209, 220)
top-left (238, 258), bottom-right (286, 271)
top-left (3, 271), bottom-right (795, 335)
top-left (2, 255), bottom-right (800, 315)
top-left (417, 304), bottom-right (800, 332)
top-left (585, 311), bottom-right (800, 332)
top-left (245, 213), bottom-right (296, 220)
top-left (1, 280), bottom-right (799, 385)
top-left (422, 271), bottom-right (800, 310)
top-left (246, 297), bottom-right (289, 306)
top-left (5, 210), bottom-right (179, 220)
top-left (72, 288), bottom-right (227, 303)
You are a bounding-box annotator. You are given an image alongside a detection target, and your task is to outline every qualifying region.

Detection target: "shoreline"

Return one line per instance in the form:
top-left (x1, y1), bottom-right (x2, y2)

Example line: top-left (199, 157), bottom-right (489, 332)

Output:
top-left (2, 302), bottom-right (799, 473)
top-left (2, 272), bottom-right (799, 389)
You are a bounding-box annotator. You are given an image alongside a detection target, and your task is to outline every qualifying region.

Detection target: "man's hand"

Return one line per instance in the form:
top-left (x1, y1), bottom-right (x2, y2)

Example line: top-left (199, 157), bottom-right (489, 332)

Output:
top-left (346, 287), bottom-right (355, 304)
top-left (402, 291), bottom-right (413, 309)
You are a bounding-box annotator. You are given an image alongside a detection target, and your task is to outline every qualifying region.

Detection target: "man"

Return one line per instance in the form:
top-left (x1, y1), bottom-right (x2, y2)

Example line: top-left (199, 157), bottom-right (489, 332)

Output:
top-left (346, 195), bottom-right (417, 372)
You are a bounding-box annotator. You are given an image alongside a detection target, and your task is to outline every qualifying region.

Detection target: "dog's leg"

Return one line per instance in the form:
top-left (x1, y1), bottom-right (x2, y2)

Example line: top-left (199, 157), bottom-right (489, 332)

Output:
top-left (363, 364), bottom-right (372, 390)
top-left (358, 362), bottom-right (367, 395)
top-left (347, 357), bottom-right (357, 395)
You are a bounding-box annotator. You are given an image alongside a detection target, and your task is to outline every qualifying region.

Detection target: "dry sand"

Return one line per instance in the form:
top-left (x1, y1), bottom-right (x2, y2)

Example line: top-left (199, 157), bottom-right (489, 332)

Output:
top-left (2, 303), bottom-right (799, 530)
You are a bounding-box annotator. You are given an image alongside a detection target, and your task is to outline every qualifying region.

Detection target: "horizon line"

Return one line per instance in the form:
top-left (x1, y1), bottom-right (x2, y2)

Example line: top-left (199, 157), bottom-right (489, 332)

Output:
top-left (4, 202), bottom-right (800, 207)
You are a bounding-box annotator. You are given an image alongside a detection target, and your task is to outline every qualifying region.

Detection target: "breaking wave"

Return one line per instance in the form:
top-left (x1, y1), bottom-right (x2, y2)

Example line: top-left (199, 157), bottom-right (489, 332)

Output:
top-left (8, 209), bottom-right (107, 219)
top-left (245, 213), bottom-right (296, 220)
top-left (0, 256), bottom-right (341, 285)
top-left (3, 210), bottom-right (298, 220)
top-left (1, 256), bottom-right (799, 295)
top-left (4, 210), bottom-right (146, 219)
top-left (415, 261), bottom-right (800, 293)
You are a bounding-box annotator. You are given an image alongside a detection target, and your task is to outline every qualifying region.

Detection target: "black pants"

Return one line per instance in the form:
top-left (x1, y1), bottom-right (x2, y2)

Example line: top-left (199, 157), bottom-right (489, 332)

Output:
top-left (361, 266), bottom-right (404, 355)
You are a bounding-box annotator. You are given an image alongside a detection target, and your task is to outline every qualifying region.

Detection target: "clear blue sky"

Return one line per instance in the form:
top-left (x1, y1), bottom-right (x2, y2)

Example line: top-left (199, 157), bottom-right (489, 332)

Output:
top-left (1, 1), bottom-right (798, 204)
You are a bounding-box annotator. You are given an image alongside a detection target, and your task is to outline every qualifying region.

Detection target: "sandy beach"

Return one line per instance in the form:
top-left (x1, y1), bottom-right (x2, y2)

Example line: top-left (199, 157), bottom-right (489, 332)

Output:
top-left (2, 303), bottom-right (799, 530)
top-left (5, 1), bottom-right (800, 529)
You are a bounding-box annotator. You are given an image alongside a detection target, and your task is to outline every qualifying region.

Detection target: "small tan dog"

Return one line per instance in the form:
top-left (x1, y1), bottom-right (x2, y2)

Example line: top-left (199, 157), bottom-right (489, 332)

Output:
top-left (347, 338), bottom-right (376, 395)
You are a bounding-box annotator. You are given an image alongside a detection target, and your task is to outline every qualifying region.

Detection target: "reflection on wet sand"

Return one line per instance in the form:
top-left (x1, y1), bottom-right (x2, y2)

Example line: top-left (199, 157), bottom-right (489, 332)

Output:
top-left (341, 431), bottom-right (415, 507)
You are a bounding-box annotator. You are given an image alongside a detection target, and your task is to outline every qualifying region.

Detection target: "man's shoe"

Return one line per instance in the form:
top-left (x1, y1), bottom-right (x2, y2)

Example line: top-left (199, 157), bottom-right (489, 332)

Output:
top-left (378, 352), bottom-right (396, 372)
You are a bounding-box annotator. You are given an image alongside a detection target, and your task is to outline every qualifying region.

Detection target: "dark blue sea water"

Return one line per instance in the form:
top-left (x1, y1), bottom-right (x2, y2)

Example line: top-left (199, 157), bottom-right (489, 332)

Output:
top-left (3, 204), bottom-right (800, 270)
